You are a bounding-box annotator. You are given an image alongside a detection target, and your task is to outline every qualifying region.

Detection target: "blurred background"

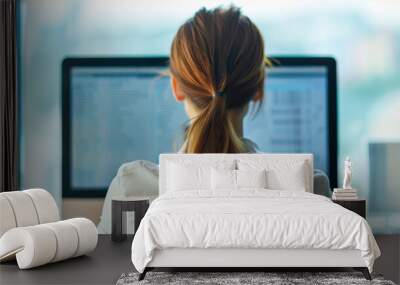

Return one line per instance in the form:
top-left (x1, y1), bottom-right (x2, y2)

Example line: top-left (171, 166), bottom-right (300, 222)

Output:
top-left (18, 0), bottom-right (400, 233)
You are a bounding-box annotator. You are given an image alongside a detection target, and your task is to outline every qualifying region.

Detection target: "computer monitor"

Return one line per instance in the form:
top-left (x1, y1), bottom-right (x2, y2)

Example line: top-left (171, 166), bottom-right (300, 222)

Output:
top-left (62, 57), bottom-right (337, 197)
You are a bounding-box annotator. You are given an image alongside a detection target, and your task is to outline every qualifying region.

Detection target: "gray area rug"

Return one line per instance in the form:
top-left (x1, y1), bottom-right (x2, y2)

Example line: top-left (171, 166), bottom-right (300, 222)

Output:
top-left (117, 272), bottom-right (396, 285)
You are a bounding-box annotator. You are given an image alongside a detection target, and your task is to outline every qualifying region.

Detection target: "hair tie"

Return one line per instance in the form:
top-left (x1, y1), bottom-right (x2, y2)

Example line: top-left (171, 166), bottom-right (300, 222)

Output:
top-left (215, 91), bottom-right (225, 97)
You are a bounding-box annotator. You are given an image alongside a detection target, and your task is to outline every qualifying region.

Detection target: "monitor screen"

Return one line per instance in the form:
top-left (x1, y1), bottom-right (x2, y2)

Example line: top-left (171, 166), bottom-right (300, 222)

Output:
top-left (243, 67), bottom-right (328, 174)
top-left (63, 57), bottom-right (336, 197)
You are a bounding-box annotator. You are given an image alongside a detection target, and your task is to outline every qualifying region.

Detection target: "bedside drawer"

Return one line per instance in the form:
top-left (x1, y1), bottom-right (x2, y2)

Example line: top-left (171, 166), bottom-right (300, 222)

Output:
top-left (332, 199), bottom-right (366, 218)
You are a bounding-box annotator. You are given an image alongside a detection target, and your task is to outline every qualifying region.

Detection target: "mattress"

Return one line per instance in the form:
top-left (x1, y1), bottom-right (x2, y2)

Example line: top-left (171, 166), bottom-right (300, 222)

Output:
top-left (131, 190), bottom-right (380, 273)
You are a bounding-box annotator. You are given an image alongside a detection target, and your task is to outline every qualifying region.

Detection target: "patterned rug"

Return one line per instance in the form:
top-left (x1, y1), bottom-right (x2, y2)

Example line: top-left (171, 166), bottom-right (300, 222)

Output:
top-left (116, 271), bottom-right (396, 285)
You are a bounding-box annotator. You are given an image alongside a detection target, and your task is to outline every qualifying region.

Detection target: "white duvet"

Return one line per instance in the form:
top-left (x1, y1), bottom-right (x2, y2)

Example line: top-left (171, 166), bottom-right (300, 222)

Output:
top-left (131, 190), bottom-right (380, 273)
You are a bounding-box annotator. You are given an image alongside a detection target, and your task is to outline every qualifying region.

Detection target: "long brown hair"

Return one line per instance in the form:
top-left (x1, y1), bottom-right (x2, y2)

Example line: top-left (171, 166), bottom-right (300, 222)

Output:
top-left (170, 6), bottom-right (267, 153)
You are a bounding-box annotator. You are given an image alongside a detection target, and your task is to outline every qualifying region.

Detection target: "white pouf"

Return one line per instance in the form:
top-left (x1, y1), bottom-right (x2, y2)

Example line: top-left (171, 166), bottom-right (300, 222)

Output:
top-left (0, 189), bottom-right (98, 269)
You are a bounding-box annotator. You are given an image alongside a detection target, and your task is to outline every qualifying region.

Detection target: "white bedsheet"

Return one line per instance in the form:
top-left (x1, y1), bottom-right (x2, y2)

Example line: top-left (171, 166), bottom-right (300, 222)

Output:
top-left (131, 190), bottom-right (380, 273)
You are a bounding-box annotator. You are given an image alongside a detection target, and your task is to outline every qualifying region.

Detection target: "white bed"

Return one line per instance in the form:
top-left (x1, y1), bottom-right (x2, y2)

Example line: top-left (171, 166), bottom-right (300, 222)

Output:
top-left (131, 154), bottom-right (380, 280)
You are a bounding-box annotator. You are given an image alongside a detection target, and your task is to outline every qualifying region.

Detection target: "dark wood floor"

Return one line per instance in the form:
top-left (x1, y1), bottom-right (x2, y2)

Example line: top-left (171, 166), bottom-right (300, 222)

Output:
top-left (374, 235), bottom-right (400, 284)
top-left (0, 235), bottom-right (133, 285)
top-left (1, 235), bottom-right (399, 285)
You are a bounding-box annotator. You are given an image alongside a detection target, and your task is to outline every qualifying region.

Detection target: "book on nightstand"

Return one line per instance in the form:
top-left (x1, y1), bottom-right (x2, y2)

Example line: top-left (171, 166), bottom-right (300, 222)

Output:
top-left (332, 188), bottom-right (359, 200)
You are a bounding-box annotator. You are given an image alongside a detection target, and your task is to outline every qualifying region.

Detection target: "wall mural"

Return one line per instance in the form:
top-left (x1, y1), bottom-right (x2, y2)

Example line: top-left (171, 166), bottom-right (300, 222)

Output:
top-left (18, 0), bottom-right (400, 233)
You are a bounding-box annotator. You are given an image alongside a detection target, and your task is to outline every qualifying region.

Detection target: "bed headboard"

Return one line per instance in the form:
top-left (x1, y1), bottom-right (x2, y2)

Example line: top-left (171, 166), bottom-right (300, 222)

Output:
top-left (159, 153), bottom-right (313, 195)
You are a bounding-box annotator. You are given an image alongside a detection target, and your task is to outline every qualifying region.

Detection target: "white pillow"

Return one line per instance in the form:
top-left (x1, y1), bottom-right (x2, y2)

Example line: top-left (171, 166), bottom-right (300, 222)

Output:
top-left (211, 168), bottom-right (268, 190)
top-left (167, 162), bottom-right (210, 191)
top-left (237, 169), bottom-right (267, 188)
top-left (211, 168), bottom-right (236, 189)
top-left (238, 159), bottom-right (310, 192)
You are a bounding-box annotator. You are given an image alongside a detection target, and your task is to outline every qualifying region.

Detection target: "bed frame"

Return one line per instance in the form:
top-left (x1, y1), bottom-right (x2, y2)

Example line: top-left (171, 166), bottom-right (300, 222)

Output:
top-left (138, 154), bottom-right (372, 281)
top-left (139, 248), bottom-right (371, 280)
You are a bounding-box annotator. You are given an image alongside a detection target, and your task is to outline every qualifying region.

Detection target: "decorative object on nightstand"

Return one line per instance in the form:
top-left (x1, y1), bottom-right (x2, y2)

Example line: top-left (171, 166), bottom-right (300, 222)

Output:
top-left (332, 199), bottom-right (366, 218)
top-left (332, 188), bottom-right (359, 200)
top-left (342, 156), bottom-right (353, 190)
top-left (333, 157), bottom-right (359, 200)
top-left (112, 196), bottom-right (150, 242)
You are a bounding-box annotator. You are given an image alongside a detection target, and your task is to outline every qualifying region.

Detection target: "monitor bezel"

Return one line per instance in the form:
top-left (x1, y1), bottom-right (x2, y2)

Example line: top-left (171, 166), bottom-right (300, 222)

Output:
top-left (62, 56), bottom-right (337, 198)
